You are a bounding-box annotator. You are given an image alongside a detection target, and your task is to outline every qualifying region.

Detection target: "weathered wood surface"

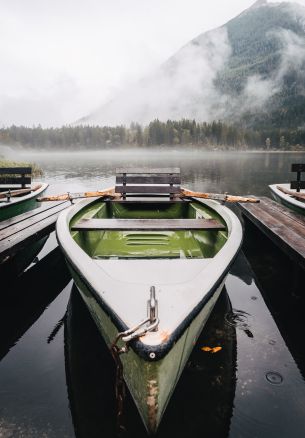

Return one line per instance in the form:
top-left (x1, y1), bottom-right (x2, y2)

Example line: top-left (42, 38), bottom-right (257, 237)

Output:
top-left (109, 198), bottom-right (187, 203)
top-left (291, 163), bottom-right (305, 192)
top-left (291, 181), bottom-right (305, 190)
top-left (116, 167), bottom-right (180, 174)
top-left (0, 167), bottom-right (32, 175)
top-left (0, 200), bottom-right (70, 262)
top-left (291, 164), bottom-right (305, 172)
top-left (0, 184), bottom-right (43, 200)
top-left (238, 196), bottom-right (305, 270)
top-left (115, 185), bottom-right (181, 194)
top-left (72, 218), bottom-right (226, 231)
top-left (0, 167), bottom-right (32, 188)
top-left (116, 175), bottom-right (181, 184)
top-left (0, 177), bottom-right (31, 186)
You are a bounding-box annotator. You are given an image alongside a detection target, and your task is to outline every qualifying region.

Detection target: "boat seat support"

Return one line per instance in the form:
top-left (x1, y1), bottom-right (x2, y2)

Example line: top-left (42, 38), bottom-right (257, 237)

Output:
top-left (291, 163), bottom-right (305, 192)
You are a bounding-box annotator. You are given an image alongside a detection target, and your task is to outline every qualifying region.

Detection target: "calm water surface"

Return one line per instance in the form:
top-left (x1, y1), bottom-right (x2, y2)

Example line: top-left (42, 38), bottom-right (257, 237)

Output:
top-left (1, 149), bottom-right (305, 437)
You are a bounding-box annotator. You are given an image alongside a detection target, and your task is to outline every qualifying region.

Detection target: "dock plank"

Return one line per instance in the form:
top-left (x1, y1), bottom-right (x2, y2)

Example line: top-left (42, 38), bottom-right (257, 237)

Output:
top-left (0, 200), bottom-right (68, 231)
top-left (238, 196), bottom-right (305, 270)
top-left (0, 201), bottom-right (71, 262)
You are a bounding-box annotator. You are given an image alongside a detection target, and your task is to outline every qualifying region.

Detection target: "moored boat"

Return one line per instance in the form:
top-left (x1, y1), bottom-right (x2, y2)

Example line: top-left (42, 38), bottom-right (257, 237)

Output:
top-left (269, 163), bottom-right (305, 216)
top-left (56, 168), bottom-right (243, 433)
top-left (0, 166), bottom-right (48, 221)
top-left (269, 183), bottom-right (305, 215)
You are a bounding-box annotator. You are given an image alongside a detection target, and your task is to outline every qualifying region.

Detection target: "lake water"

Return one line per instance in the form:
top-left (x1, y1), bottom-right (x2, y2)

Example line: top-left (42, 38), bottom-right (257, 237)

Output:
top-left (1, 149), bottom-right (305, 437)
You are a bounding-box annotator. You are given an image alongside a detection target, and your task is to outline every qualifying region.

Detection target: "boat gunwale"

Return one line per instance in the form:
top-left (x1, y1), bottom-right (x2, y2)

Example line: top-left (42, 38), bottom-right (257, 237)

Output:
top-left (56, 195), bottom-right (243, 361)
top-left (0, 182), bottom-right (48, 209)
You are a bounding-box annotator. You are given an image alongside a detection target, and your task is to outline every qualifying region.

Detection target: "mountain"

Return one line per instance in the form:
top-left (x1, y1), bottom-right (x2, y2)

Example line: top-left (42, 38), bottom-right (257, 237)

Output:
top-left (78, 1), bottom-right (305, 129)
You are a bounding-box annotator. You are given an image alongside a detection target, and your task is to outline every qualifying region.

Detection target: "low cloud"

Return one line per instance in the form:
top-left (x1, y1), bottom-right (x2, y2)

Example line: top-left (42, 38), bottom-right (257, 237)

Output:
top-left (82, 27), bottom-right (232, 125)
top-left (82, 2), bottom-right (305, 127)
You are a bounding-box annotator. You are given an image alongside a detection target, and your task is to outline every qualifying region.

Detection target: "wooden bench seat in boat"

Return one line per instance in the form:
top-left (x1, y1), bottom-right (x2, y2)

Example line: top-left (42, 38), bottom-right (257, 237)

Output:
top-left (0, 167), bottom-right (32, 188)
top-left (115, 167), bottom-right (181, 200)
top-left (71, 218), bottom-right (226, 231)
top-left (290, 163), bottom-right (305, 192)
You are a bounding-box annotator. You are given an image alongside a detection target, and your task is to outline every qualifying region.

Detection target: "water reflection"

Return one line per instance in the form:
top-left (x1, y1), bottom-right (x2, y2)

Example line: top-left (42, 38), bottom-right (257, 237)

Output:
top-left (242, 222), bottom-right (305, 380)
top-left (0, 247), bottom-right (71, 361)
top-left (227, 253), bottom-right (305, 438)
top-left (65, 286), bottom-right (237, 438)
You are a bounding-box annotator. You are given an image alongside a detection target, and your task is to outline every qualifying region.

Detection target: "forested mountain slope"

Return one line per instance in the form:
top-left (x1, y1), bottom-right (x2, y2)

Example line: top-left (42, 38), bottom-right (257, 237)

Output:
top-left (80, 1), bottom-right (305, 130)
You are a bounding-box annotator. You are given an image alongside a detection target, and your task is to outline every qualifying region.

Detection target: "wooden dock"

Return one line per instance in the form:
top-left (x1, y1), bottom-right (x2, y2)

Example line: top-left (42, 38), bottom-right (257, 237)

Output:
top-left (238, 196), bottom-right (305, 270)
top-left (0, 201), bottom-right (71, 263)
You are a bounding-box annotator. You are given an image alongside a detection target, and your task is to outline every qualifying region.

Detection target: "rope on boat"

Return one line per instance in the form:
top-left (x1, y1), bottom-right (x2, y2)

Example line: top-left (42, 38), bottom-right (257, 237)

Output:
top-left (110, 286), bottom-right (159, 435)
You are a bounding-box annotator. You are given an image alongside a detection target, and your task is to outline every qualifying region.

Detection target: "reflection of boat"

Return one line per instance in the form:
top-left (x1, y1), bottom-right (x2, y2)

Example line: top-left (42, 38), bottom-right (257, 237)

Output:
top-left (57, 171), bottom-right (242, 433)
top-left (0, 247), bottom-right (71, 361)
top-left (65, 286), bottom-right (237, 438)
top-left (269, 184), bottom-right (305, 215)
top-left (0, 235), bottom-right (48, 278)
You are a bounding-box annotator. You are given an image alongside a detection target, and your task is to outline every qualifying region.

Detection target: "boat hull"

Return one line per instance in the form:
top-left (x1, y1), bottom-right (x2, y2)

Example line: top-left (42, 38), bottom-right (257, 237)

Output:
top-left (269, 184), bottom-right (305, 216)
top-left (57, 195), bottom-right (243, 433)
top-left (0, 182), bottom-right (48, 221)
top-left (69, 261), bottom-right (226, 433)
top-left (64, 286), bottom-right (237, 437)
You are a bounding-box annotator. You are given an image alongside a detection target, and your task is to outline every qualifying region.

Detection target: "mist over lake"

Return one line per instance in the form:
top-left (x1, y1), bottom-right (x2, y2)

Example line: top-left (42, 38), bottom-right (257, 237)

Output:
top-left (6, 147), bottom-right (305, 197)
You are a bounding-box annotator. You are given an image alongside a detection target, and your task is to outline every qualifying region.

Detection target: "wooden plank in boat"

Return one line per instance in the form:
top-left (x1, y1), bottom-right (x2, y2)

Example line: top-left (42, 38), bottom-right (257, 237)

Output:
top-left (291, 181), bottom-right (305, 190)
top-left (115, 185), bottom-right (181, 194)
top-left (0, 167), bottom-right (32, 187)
top-left (0, 201), bottom-right (70, 240)
top-left (0, 167), bottom-right (32, 174)
top-left (72, 218), bottom-right (226, 231)
top-left (116, 167), bottom-right (180, 174)
top-left (116, 175), bottom-right (181, 184)
top-left (0, 177), bottom-right (31, 186)
top-left (291, 164), bottom-right (305, 172)
top-left (107, 198), bottom-right (188, 203)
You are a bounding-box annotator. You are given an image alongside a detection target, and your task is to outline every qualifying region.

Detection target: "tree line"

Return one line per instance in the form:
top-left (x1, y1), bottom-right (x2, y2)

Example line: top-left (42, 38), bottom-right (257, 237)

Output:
top-left (0, 120), bottom-right (304, 150)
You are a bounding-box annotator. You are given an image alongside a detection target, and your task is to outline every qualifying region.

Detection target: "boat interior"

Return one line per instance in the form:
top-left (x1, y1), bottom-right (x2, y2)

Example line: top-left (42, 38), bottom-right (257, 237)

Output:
top-left (0, 167), bottom-right (32, 200)
top-left (71, 199), bottom-right (228, 260)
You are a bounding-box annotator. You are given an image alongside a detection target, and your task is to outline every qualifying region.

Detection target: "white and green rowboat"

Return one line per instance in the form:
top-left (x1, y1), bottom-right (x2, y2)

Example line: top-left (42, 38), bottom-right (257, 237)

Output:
top-left (269, 163), bottom-right (305, 216)
top-left (269, 184), bottom-right (305, 216)
top-left (56, 169), bottom-right (243, 433)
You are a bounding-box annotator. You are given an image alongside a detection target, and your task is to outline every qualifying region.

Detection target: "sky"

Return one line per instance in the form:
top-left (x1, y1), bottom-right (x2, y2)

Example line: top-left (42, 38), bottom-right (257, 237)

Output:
top-left (0, 0), bottom-right (304, 127)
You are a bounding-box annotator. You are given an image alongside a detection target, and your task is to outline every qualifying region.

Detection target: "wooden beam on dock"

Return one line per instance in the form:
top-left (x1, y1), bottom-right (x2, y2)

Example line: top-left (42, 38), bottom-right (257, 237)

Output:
top-left (0, 201), bottom-right (71, 263)
top-left (238, 196), bottom-right (305, 270)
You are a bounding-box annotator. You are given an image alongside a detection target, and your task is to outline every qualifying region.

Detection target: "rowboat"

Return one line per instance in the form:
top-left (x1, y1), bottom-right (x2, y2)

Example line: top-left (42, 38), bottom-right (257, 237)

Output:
top-left (269, 184), bottom-right (305, 215)
top-left (269, 163), bottom-right (305, 216)
top-left (56, 168), bottom-right (243, 433)
top-left (0, 183), bottom-right (48, 221)
top-left (0, 166), bottom-right (48, 221)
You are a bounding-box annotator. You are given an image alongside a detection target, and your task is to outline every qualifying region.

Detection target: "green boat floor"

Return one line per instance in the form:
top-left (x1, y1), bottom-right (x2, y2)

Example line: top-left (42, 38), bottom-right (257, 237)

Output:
top-left (72, 200), bottom-right (228, 259)
top-left (92, 231), bottom-right (205, 259)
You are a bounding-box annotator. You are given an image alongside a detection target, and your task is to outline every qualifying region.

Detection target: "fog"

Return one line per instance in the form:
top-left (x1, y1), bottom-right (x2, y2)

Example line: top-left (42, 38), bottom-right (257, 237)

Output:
top-left (83, 1), bottom-right (305, 126)
top-left (0, 0), bottom-right (305, 127)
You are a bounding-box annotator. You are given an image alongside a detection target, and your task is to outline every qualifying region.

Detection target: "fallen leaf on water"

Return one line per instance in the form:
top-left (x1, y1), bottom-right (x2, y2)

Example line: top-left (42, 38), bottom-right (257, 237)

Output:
top-left (201, 346), bottom-right (222, 353)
